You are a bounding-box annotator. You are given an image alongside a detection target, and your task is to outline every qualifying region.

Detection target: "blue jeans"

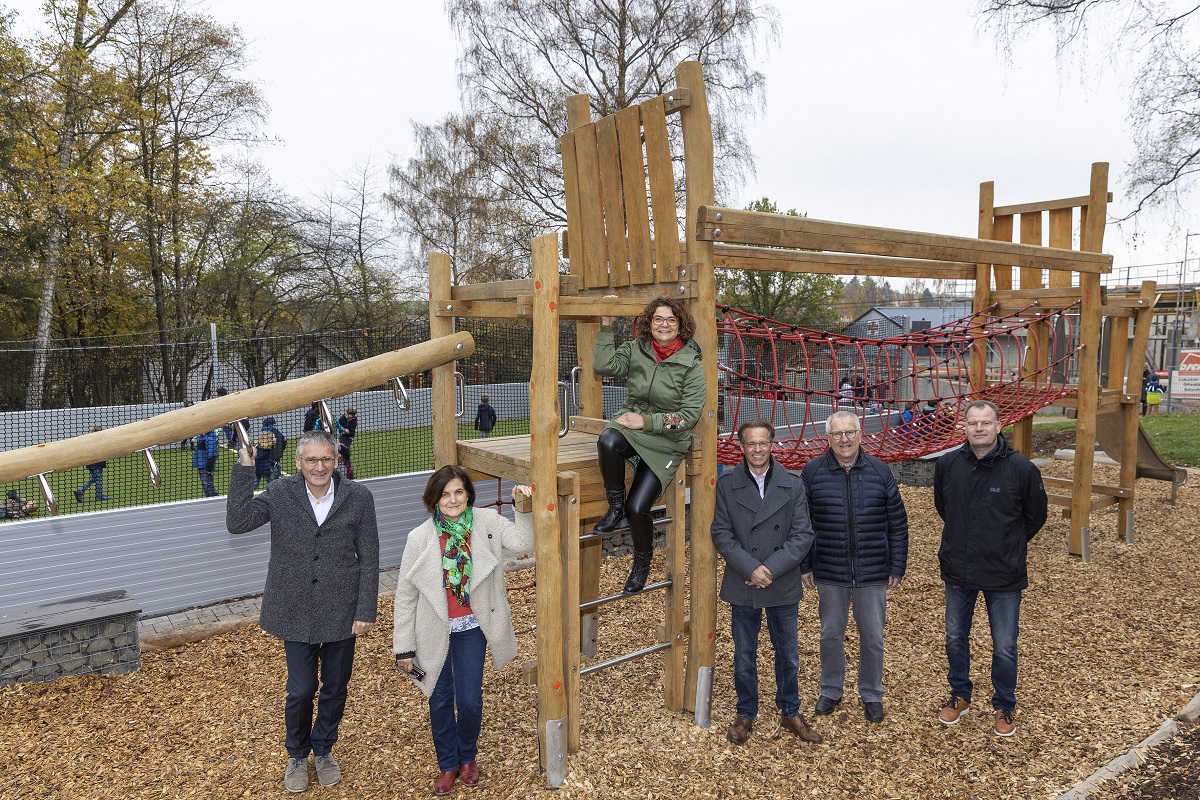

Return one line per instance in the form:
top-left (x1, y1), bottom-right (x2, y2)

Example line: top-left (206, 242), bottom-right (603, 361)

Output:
top-left (430, 626), bottom-right (487, 772)
top-left (79, 466), bottom-right (104, 498)
top-left (944, 581), bottom-right (1022, 713)
top-left (197, 468), bottom-right (217, 497)
top-left (283, 637), bottom-right (357, 758)
top-left (730, 603), bottom-right (800, 720)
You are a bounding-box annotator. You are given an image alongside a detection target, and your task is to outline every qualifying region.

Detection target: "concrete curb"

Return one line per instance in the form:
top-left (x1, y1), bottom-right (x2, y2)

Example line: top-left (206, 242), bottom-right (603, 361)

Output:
top-left (1055, 690), bottom-right (1200, 800)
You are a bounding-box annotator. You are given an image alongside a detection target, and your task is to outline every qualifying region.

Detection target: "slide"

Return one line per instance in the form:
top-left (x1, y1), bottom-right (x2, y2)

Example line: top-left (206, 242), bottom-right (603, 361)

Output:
top-left (1094, 411), bottom-right (1187, 488)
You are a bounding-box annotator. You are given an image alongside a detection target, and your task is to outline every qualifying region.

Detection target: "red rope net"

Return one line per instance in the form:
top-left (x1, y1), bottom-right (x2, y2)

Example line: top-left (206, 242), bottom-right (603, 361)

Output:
top-left (716, 302), bottom-right (1081, 469)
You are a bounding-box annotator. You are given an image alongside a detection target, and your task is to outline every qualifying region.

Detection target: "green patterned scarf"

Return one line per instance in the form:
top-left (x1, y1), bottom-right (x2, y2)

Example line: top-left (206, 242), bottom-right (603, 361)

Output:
top-left (435, 506), bottom-right (473, 606)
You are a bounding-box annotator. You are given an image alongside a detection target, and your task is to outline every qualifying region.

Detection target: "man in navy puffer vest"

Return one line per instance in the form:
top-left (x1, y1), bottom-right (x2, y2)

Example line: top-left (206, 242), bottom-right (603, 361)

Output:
top-left (801, 410), bottom-right (909, 724)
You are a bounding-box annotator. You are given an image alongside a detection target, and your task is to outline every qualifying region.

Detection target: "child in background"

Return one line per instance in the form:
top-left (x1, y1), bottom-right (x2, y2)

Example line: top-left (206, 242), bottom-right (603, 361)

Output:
top-left (75, 426), bottom-right (111, 502)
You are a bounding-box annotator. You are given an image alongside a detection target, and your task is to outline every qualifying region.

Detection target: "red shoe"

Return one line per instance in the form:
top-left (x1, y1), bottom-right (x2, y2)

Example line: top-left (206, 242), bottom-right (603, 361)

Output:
top-left (434, 769), bottom-right (458, 795)
top-left (459, 762), bottom-right (479, 786)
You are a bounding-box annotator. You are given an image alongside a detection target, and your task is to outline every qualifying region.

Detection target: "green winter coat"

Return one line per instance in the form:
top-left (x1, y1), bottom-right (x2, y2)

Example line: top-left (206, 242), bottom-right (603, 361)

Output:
top-left (593, 327), bottom-right (706, 489)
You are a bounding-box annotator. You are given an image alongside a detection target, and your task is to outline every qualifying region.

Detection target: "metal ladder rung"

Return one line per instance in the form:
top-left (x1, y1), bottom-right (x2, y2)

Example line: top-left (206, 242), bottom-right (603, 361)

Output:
top-left (579, 641), bottom-right (672, 676)
top-left (578, 579), bottom-right (671, 613)
top-left (578, 515), bottom-right (673, 544)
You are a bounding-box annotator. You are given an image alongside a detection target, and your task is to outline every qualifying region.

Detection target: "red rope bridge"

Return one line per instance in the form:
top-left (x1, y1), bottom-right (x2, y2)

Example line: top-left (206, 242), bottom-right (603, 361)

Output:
top-left (716, 302), bottom-right (1081, 469)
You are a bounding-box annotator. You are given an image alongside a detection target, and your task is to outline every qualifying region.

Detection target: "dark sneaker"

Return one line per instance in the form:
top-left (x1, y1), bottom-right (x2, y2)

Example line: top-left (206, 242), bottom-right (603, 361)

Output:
top-left (863, 701), bottom-right (884, 723)
top-left (283, 756), bottom-right (309, 793)
top-left (814, 696), bottom-right (840, 716)
top-left (73, 489), bottom-right (83, 503)
top-left (938, 696), bottom-right (970, 726)
top-left (994, 708), bottom-right (1017, 737)
top-left (313, 753), bottom-right (341, 787)
top-left (96, 494), bottom-right (112, 501)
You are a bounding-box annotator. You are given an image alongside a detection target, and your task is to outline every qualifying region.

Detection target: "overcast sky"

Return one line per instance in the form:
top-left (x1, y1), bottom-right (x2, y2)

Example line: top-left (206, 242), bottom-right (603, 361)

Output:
top-left (6, 0), bottom-right (1200, 285)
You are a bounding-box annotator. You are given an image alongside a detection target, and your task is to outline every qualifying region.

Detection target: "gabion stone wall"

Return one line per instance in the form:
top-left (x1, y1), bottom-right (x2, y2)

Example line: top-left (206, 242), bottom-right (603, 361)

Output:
top-left (889, 454), bottom-right (941, 488)
top-left (0, 590), bottom-right (141, 687)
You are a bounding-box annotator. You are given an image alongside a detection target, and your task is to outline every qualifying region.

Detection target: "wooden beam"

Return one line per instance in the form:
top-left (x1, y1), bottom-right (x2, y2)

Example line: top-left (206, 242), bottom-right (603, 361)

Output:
top-left (994, 192), bottom-right (1113, 217)
top-left (0, 332), bottom-right (474, 485)
top-left (988, 288), bottom-right (1082, 305)
top-left (434, 300), bottom-right (529, 320)
top-left (517, 295), bottom-right (654, 320)
top-left (1040, 476), bottom-right (1131, 497)
top-left (697, 207), bottom-right (1114, 274)
top-left (712, 243), bottom-right (977, 280)
top-left (452, 277), bottom-right (580, 301)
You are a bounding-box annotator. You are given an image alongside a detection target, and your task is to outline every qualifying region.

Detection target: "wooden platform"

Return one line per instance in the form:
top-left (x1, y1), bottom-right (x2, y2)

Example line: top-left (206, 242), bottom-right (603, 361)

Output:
top-left (457, 432), bottom-right (621, 519)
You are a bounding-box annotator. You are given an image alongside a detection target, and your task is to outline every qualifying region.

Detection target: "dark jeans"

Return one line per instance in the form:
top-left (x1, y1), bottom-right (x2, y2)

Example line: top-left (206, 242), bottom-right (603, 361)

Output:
top-left (283, 637), bottom-right (357, 758)
top-left (79, 466), bottom-right (104, 498)
top-left (197, 466), bottom-right (217, 497)
top-left (944, 581), bottom-right (1022, 713)
top-left (596, 427), bottom-right (662, 553)
top-left (730, 602), bottom-right (800, 720)
top-left (429, 626), bottom-right (487, 772)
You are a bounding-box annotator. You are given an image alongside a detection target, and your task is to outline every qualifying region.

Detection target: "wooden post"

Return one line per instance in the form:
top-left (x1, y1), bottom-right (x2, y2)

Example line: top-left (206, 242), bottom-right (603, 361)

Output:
top-left (970, 182), bottom-right (995, 395)
top-left (566, 93), bottom-right (605, 660)
top-left (662, 468), bottom-right (687, 711)
top-left (1119, 280), bottom-right (1158, 540)
top-left (529, 233), bottom-right (569, 783)
top-left (676, 59), bottom-right (719, 719)
top-left (1013, 211), bottom-right (1044, 455)
top-left (558, 470), bottom-right (582, 752)
top-left (1070, 163), bottom-right (1110, 558)
top-left (429, 252), bottom-right (457, 470)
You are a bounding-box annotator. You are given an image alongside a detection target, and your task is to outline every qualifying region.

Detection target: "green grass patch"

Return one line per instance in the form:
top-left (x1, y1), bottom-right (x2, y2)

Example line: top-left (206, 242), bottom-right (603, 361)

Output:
top-left (4, 419), bottom-right (535, 521)
top-left (1007, 413), bottom-right (1200, 467)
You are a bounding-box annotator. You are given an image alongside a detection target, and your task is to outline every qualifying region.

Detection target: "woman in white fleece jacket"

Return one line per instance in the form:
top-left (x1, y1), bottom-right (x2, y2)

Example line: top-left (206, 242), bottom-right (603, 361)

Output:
top-left (393, 465), bottom-right (533, 795)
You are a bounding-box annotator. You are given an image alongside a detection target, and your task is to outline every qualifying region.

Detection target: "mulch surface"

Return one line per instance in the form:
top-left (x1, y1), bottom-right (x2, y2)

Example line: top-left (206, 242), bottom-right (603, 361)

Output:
top-left (2, 460), bottom-right (1198, 800)
top-left (1103, 720), bottom-right (1200, 800)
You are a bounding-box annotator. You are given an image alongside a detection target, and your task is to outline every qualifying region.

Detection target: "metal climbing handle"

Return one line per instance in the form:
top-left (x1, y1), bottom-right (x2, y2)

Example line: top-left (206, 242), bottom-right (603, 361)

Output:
top-left (569, 365), bottom-right (582, 412)
top-left (559, 381), bottom-right (570, 438)
top-left (454, 372), bottom-right (465, 419)
top-left (318, 399), bottom-right (335, 432)
top-left (389, 376), bottom-right (410, 410)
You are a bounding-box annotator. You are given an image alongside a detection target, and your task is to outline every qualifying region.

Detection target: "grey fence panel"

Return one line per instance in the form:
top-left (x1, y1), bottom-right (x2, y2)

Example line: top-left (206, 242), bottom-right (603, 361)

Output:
top-left (0, 472), bottom-right (450, 617)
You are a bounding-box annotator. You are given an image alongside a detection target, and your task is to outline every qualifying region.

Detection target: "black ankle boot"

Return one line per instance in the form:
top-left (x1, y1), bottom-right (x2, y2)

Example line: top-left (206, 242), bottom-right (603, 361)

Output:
top-left (623, 550), bottom-right (653, 593)
top-left (594, 488), bottom-right (626, 533)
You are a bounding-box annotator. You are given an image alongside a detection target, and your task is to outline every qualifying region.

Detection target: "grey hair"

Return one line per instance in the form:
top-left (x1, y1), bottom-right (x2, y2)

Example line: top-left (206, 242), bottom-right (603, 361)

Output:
top-left (826, 410), bottom-right (860, 431)
top-left (296, 430), bottom-right (337, 457)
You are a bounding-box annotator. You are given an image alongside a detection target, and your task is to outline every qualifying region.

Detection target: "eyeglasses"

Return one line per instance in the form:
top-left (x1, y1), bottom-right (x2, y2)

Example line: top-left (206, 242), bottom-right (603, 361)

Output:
top-left (828, 430), bottom-right (859, 440)
top-left (741, 441), bottom-right (772, 450)
top-left (652, 316), bottom-right (678, 326)
top-left (301, 456), bottom-right (336, 467)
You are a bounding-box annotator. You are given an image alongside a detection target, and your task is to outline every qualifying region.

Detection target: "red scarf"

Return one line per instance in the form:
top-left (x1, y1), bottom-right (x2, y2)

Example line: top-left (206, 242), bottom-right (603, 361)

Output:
top-left (650, 336), bottom-right (685, 362)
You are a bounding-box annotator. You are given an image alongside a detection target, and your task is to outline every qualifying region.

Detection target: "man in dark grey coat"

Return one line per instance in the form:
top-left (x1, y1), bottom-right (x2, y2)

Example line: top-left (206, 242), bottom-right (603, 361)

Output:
top-left (712, 418), bottom-right (822, 746)
top-left (227, 430), bottom-right (379, 793)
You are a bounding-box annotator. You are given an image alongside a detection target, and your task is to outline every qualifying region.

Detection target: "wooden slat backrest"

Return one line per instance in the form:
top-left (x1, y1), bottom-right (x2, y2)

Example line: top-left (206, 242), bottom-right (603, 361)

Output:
top-left (561, 94), bottom-right (683, 288)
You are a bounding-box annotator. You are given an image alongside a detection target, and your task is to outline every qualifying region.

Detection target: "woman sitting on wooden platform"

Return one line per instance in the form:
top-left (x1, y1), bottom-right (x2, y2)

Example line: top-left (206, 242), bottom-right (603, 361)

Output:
top-left (593, 296), bottom-right (706, 593)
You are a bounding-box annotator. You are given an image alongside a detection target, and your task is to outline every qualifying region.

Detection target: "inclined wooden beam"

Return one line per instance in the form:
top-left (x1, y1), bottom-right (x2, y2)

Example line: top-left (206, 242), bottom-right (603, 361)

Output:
top-left (696, 207), bottom-right (1114, 274)
top-left (0, 332), bottom-right (474, 484)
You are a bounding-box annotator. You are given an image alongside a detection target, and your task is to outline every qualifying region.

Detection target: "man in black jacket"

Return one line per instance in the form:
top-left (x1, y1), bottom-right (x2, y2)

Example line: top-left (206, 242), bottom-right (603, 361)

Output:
top-left (933, 399), bottom-right (1047, 737)
top-left (800, 410), bottom-right (908, 723)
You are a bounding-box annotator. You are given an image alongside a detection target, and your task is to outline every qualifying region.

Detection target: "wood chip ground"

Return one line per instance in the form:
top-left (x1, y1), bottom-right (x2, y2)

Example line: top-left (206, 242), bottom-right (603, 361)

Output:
top-left (2, 461), bottom-right (1197, 799)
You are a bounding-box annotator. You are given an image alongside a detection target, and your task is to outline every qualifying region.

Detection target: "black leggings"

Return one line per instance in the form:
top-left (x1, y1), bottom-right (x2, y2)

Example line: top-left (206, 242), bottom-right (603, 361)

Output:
top-left (597, 428), bottom-right (662, 553)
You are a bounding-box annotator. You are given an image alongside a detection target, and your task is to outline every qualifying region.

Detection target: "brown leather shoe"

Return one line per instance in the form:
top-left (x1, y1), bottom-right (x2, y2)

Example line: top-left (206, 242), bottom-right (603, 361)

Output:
top-left (994, 709), bottom-right (1017, 737)
top-left (938, 696), bottom-right (970, 726)
top-left (459, 761), bottom-right (479, 786)
top-left (726, 715), bottom-right (753, 744)
top-left (781, 714), bottom-right (823, 744)
top-left (434, 769), bottom-right (458, 795)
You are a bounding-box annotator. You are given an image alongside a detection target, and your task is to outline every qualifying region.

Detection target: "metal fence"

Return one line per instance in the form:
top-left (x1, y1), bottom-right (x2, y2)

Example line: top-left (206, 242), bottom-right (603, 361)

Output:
top-left (0, 315), bottom-right (591, 522)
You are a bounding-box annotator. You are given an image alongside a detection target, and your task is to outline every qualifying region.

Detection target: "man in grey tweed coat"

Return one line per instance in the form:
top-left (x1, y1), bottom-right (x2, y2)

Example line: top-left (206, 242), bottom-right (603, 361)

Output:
top-left (227, 430), bottom-right (379, 793)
